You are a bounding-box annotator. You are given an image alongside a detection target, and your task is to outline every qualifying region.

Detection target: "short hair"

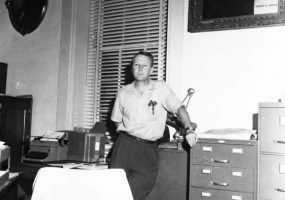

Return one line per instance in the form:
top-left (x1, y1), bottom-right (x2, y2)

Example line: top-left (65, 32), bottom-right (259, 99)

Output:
top-left (132, 51), bottom-right (154, 67)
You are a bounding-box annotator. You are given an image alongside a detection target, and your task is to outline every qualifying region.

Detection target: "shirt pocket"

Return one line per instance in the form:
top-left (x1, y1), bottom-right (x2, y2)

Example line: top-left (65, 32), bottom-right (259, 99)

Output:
top-left (147, 100), bottom-right (160, 121)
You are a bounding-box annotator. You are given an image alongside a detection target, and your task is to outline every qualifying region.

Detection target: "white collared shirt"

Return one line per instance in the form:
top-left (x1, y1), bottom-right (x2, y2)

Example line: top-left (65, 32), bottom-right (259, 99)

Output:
top-left (111, 80), bottom-right (183, 141)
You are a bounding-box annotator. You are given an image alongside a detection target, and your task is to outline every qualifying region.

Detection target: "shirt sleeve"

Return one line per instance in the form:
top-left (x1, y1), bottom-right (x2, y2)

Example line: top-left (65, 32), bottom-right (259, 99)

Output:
top-left (111, 90), bottom-right (123, 123)
top-left (162, 83), bottom-right (183, 115)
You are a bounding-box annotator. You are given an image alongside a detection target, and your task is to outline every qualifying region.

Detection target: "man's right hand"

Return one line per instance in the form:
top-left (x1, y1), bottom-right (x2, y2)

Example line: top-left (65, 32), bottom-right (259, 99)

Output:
top-left (185, 131), bottom-right (198, 147)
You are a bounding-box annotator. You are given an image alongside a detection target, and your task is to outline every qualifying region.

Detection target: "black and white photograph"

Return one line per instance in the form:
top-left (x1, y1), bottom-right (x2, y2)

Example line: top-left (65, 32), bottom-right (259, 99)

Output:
top-left (0, 0), bottom-right (284, 199)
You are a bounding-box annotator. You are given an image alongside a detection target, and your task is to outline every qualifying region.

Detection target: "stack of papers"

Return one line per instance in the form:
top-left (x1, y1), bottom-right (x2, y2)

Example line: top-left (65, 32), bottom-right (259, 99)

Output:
top-left (47, 162), bottom-right (108, 170)
top-left (39, 131), bottom-right (65, 141)
top-left (197, 128), bottom-right (257, 140)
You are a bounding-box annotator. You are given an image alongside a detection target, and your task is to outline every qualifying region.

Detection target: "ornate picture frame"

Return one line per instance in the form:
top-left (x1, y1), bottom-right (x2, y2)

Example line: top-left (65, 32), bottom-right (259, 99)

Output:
top-left (188, 0), bottom-right (285, 32)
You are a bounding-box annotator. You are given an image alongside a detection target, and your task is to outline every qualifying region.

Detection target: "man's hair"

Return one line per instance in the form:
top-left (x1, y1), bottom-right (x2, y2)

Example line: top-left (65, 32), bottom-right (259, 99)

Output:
top-left (132, 51), bottom-right (154, 67)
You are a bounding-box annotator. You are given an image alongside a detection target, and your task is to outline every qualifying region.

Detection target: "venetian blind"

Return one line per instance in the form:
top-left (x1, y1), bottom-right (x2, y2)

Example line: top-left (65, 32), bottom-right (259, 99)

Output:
top-left (85, 0), bottom-right (168, 127)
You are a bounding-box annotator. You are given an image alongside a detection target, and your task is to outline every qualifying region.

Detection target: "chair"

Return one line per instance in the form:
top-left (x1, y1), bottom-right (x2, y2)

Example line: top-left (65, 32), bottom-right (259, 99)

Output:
top-left (31, 167), bottom-right (133, 200)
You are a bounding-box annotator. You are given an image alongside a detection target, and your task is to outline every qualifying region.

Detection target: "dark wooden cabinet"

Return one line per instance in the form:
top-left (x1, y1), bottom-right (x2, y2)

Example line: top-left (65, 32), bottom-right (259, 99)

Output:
top-left (147, 147), bottom-right (189, 200)
top-left (12, 162), bottom-right (45, 199)
top-left (0, 95), bottom-right (32, 168)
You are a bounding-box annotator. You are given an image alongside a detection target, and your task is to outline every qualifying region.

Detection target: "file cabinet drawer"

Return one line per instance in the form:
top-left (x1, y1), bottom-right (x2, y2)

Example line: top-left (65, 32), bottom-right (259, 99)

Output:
top-left (260, 154), bottom-right (285, 200)
top-left (191, 187), bottom-right (253, 200)
top-left (191, 165), bottom-right (254, 192)
top-left (192, 143), bottom-right (256, 168)
top-left (259, 107), bottom-right (285, 154)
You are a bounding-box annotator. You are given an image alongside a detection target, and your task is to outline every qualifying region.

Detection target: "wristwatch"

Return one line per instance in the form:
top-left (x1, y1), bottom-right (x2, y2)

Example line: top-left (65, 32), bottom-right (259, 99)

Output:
top-left (185, 127), bottom-right (195, 134)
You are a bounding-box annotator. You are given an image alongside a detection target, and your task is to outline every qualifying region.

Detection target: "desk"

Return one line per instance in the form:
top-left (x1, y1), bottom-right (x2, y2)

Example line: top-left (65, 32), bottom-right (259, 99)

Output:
top-left (11, 161), bottom-right (108, 199)
top-left (12, 147), bottom-right (189, 200)
top-left (0, 172), bottom-right (19, 200)
top-left (12, 162), bottom-right (50, 199)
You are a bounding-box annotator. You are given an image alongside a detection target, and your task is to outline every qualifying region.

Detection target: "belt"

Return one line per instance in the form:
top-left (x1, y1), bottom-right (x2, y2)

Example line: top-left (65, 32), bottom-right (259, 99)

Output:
top-left (120, 131), bottom-right (157, 145)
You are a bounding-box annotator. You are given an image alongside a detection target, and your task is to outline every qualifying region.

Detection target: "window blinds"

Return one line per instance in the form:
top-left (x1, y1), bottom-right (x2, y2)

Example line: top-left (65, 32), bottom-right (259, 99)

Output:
top-left (84, 0), bottom-right (168, 127)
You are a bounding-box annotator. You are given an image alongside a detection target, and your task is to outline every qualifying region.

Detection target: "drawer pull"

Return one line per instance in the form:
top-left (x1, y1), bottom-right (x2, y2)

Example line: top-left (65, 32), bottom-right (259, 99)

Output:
top-left (275, 140), bottom-right (285, 144)
top-left (210, 181), bottom-right (229, 186)
top-left (211, 159), bottom-right (229, 163)
top-left (276, 188), bottom-right (285, 192)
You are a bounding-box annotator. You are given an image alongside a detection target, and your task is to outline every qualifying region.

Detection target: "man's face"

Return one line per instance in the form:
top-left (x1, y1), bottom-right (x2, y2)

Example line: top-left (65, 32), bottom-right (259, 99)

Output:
top-left (132, 55), bottom-right (152, 81)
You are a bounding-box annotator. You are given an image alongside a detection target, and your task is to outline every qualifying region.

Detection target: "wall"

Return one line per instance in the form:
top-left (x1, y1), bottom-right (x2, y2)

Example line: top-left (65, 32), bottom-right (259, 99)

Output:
top-left (0, 0), bottom-right (89, 136)
top-left (0, 0), bottom-right (62, 136)
top-left (56, 0), bottom-right (89, 131)
top-left (1, 0), bottom-right (284, 136)
top-left (168, 0), bottom-right (285, 132)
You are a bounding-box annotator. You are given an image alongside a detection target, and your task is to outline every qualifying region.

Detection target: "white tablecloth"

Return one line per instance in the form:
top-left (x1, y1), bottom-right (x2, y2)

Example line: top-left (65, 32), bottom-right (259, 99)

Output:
top-left (31, 167), bottom-right (133, 200)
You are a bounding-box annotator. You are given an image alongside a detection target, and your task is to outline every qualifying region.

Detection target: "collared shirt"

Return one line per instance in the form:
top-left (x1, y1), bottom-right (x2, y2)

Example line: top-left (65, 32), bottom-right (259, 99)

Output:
top-left (111, 80), bottom-right (183, 141)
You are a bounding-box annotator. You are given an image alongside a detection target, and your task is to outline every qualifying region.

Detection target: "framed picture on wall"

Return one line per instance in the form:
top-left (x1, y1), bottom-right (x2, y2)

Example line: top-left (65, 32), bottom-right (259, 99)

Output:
top-left (188, 0), bottom-right (285, 32)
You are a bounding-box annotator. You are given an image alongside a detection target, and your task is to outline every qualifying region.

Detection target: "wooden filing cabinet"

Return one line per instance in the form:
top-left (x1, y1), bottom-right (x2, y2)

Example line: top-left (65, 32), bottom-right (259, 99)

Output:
top-left (147, 147), bottom-right (188, 200)
top-left (259, 103), bottom-right (285, 200)
top-left (189, 138), bottom-right (258, 200)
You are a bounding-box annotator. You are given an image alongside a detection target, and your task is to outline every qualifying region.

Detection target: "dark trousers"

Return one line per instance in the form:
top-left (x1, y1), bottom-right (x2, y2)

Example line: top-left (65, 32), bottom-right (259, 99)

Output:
top-left (110, 133), bottom-right (159, 200)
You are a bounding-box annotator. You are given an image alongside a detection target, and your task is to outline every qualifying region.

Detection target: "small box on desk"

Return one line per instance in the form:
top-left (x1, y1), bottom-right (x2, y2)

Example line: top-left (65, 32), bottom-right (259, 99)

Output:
top-left (0, 146), bottom-right (10, 170)
top-left (67, 132), bottom-right (105, 162)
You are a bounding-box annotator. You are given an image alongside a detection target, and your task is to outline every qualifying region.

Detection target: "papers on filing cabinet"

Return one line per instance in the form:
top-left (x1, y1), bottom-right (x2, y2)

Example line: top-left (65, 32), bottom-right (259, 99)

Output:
top-left (197, 128), bottom-right (257, 140)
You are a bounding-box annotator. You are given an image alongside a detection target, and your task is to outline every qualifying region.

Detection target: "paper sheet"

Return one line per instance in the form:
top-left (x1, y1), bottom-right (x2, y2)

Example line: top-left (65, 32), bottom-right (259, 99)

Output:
top-left (197, 128), bottom-right (257, 140)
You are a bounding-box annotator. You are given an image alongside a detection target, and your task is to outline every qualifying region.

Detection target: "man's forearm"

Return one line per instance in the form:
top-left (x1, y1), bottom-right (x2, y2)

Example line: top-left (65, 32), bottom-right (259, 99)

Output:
top-left (177, 106), bottom-right (193, 130)
top-left (177, 105), bottom-right (198, 147)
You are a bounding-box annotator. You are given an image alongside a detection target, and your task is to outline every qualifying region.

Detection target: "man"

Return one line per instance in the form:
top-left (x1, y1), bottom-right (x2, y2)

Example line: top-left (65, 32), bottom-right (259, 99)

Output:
top-left (110, 51), bottom-right (198, 200)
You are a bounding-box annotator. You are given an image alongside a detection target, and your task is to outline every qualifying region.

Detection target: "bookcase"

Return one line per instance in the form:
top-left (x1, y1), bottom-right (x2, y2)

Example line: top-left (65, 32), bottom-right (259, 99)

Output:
top-left (0, 95), bottom-right (32, 168)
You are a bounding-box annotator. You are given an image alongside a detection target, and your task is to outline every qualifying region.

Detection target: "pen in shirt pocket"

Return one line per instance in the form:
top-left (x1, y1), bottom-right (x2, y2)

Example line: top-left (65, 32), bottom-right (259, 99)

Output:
top-left (148, 100), bottom-right (157, 115)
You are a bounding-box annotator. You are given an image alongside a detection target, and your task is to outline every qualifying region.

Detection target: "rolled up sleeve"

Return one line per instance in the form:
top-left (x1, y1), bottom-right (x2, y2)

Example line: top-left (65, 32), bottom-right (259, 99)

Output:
top-left (163, 84), bottom-right (183, 115)
top-left (111, 91), bottom-right (123, 123)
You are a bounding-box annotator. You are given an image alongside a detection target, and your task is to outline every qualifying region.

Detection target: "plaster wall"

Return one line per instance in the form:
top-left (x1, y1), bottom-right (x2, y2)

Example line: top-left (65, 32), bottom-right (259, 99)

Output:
top-left (0, 0), bottom-right (62, 136)
top-left (168, 0), bottom-right (285, 132)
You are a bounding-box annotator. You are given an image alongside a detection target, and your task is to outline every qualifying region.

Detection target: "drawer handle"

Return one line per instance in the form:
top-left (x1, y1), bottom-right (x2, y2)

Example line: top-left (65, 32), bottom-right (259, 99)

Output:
top-left (210, 181), bottom-right (229, 186)
top-left (275, 140), bottom-right (285, 144)
top-left (211, 159), bottom-right (229, 163)
top-left (276, 188), bottom-right (285, 192)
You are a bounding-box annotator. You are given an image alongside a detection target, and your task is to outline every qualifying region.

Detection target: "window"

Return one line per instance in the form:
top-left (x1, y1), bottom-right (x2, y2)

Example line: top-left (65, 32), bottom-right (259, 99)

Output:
top-left (83, 0), bottom-right (168, 127)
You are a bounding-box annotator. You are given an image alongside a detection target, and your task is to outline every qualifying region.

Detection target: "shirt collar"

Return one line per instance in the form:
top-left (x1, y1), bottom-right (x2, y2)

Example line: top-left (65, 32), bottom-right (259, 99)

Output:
top-left (131, 80), bottom-right (156, 91)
